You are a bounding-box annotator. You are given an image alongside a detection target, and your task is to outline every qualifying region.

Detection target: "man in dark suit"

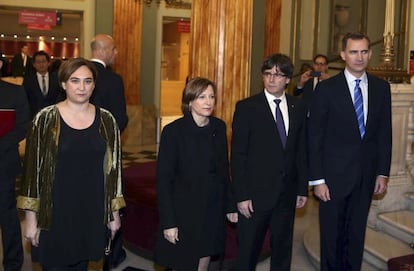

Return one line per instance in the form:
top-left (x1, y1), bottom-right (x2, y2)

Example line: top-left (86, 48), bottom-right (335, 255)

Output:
top-left (90, 34), bottom-right (128, 268)
top-left (308, 32), bottom-right (392, 271)
top-left (90, 34), bottom-right (128, 132)
top-left (11, 44), bottom-right (32, 77)
top-left (23, 51), bottom-right (60, 118)
top-left (0, 79), bottom-right (31, 271)
top-left (294, 54), bottom-right (329, 110)
top-left (231, 53), bottom-right (308, 271)
top-left (0, 51), bottom-right (8, 77)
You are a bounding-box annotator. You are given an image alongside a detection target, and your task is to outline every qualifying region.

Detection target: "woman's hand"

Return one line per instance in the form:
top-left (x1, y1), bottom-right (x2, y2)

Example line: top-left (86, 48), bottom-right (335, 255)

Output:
top-left (24, 211), bottom-right (40, 247)
top-left (107, 211), bottom-right (121, 239)
top-left (226, 212), bottom-right (238, 223)
top-left (163, 227), bottom-right (179, 244)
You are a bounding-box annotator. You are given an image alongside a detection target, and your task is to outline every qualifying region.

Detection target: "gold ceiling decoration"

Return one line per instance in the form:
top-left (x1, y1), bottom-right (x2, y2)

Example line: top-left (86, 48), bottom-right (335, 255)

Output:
top-left (142, 0), bottom-right (191, 9)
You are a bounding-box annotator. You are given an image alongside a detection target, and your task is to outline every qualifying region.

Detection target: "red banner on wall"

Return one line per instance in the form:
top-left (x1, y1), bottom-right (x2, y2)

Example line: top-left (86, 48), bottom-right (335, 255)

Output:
top-left (26, 24), bottom-right (52, 31)
top-left (18, 10), bottom-right (57, 26)
top-left (176, 21), bottom-right (190, 33)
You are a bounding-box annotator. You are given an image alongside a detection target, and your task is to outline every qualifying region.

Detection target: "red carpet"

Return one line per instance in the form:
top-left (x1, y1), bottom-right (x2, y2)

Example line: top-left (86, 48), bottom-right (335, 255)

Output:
top-left (388, 253), bottom-right (414, 271)
top-left (122, 161), bottom-right (271, 269)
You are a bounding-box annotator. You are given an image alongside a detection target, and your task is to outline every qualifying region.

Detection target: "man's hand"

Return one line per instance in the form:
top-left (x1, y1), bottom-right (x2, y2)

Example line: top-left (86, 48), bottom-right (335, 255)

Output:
top-left (314, 183), bottom-right (331, 202)
top-left (227, 212), bottom-right (238, 223)
top-left (297, 71), bottom-right (312, 88)
top-left (163, 227), bottom-right (179, 244)
top-left (296, 196), bottom-right (307, 208)
top-left (237, 200), bottom-right (254, 218)
top-left (374, 176), bottom-right (388, 195)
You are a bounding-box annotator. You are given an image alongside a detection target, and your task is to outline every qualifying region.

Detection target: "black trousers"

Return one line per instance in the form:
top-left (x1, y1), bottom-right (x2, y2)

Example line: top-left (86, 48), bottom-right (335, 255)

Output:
top-left (319, 180), bottom-right (372, 271)
top-left (0, 170), bottom-right (23, 271)
top-left (235, 192), bottom-right (296, 271)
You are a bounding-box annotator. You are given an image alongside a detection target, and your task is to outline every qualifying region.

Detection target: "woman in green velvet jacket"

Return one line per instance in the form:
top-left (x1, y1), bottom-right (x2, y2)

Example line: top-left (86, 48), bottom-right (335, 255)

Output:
top-left (17, 57), bottom-right (125, 271)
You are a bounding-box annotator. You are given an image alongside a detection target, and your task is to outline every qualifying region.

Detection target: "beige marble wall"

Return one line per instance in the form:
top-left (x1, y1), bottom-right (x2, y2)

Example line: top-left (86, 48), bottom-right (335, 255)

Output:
top-left (122, 105), bottom-right (157, 148)
top-left (368, 83), bottom-right (414, 227)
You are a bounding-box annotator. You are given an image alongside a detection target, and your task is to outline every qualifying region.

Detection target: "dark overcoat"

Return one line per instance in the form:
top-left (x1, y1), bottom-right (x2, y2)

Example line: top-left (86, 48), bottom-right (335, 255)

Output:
top-left (154, 114), bottom-right (234, 270)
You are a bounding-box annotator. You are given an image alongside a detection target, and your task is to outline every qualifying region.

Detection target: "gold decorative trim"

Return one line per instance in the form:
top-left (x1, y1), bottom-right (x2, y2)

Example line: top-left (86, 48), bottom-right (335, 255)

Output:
top-left (111, 197), bottom-right (126, 211)
top-left (17, 196), bottom-right (40, 212)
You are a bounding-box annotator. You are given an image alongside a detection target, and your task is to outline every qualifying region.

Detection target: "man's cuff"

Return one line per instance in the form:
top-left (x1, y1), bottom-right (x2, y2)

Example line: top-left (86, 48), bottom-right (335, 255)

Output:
top-left (309, 179), bottom-right (325, 186)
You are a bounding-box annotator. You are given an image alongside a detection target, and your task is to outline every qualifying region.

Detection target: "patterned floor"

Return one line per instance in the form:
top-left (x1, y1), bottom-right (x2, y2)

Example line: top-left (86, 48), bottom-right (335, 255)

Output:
top-left (122, 148), bottom-right (157, 168)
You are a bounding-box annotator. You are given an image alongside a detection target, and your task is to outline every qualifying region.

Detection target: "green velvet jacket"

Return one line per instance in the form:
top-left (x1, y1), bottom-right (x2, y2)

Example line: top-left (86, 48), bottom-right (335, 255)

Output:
top-left (17, 105), bottom-right (126, 230)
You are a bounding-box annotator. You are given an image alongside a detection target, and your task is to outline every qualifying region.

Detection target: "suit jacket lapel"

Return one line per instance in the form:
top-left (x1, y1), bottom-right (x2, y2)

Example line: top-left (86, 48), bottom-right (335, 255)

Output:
top-left (257, 92), bottom-right (280, 137)
top-left (286, 95), bottom-right (294, 138)
top-left (365, 74), bottom-right (376, 135)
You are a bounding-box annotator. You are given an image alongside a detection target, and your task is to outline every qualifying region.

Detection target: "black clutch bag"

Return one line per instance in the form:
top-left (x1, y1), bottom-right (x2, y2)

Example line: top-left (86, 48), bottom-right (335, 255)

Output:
top-left (102, 231), bottom-right (112, 271)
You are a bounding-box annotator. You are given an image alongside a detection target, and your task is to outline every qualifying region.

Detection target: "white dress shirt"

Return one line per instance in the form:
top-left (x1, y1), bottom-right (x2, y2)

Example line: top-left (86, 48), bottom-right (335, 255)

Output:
top-left (264, 89), bottom-right (289, 135)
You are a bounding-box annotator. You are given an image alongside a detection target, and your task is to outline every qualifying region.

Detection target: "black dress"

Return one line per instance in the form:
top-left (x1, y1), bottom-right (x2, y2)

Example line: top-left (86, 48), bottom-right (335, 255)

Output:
top-left (197, 123), bottom-right (221, 257)
top-left (34, 107), bottom-right (106, 267)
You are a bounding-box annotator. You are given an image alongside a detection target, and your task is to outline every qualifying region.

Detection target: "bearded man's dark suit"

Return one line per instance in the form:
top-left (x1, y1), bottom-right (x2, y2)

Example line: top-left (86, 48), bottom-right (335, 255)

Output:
top-left (90, 61), bottom-right (128, 132)
top-left (231, 91), bottom-right (307, 270)
top-left (0, 80), bottom-right (30, 271)
top-left (308, 71), bottom-right (392, 270)
top-left (23, 72), bottom-right (60, 117)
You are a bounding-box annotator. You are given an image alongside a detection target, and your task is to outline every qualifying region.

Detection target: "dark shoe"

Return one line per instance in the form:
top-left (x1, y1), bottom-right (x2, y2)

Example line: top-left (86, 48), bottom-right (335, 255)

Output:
top-left (111, 248), bottom-right (127, 268)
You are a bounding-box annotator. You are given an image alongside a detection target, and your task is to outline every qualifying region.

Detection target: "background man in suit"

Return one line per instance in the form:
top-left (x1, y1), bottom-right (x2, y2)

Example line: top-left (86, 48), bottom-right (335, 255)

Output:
top-left (0, 79), bottom-right (31, 271)
top-left (308, 32), bottom-right (392, 270)
top-left (90, 34), bottom-right (128, 268)
top-left (0, 51), bottom-right (8, 77)
top-left (11, 44), bottom-right (32, 77)
top-left (23, 50), bottom-right (60, 118)
top-left (294, 54), bottom-right (329, 110)
top-left (90, 34), bottom-right (128, 132)
top-left (231, 53), bottom-right (308, 271)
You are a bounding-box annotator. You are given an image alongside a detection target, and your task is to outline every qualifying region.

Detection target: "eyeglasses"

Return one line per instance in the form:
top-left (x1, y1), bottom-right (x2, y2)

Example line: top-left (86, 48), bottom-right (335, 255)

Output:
top-left (314, 62), bottom-right (327, 66)
top-left (262, 72), bottom-right (287, 79)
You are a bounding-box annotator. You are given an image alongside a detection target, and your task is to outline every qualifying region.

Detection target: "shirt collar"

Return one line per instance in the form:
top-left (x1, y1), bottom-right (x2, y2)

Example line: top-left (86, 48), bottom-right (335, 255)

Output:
top-left (264, 89), bottom-right (286, 105)
top-left (90, 58), bottom-right (106, 67)
top-left (344, 68), bottom-right (368, 85)
top-left (37, 72), bottom-right (49, 77)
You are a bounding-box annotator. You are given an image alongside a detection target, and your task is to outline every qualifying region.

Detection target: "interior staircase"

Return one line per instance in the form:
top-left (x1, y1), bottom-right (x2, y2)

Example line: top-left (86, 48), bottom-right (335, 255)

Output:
top-left (303, 192), bottom-right (414, 270)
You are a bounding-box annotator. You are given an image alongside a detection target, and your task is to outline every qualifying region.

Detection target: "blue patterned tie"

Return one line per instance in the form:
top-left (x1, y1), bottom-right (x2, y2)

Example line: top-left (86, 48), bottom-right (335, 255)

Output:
top-left (274, 99), bottom-right (287, 147)
top-left (354, 79), bottom-right (365, 138)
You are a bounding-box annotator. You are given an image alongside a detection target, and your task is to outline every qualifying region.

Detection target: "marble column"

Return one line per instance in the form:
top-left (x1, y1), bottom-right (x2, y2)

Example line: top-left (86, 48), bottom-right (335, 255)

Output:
top-left (189, 0), bottom-right (253, 137)
top-left (112, 0), bottom-right (143, 105)
top-left (368, 83), bottom-right (414, 227)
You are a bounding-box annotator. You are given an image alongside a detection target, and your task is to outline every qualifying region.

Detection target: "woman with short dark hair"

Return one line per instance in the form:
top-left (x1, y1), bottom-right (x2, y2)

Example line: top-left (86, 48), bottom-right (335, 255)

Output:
top-left (18, 57), bottom-right (125, 271)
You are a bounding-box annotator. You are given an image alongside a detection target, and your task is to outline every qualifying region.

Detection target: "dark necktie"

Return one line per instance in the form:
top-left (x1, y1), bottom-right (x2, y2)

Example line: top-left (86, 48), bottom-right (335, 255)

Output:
top-left (354, 79), bottom-right (365, 138)
top-left (41, 75), bottom-right (47, 96)
top-left (274, 99), bottom-right (287, 148)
